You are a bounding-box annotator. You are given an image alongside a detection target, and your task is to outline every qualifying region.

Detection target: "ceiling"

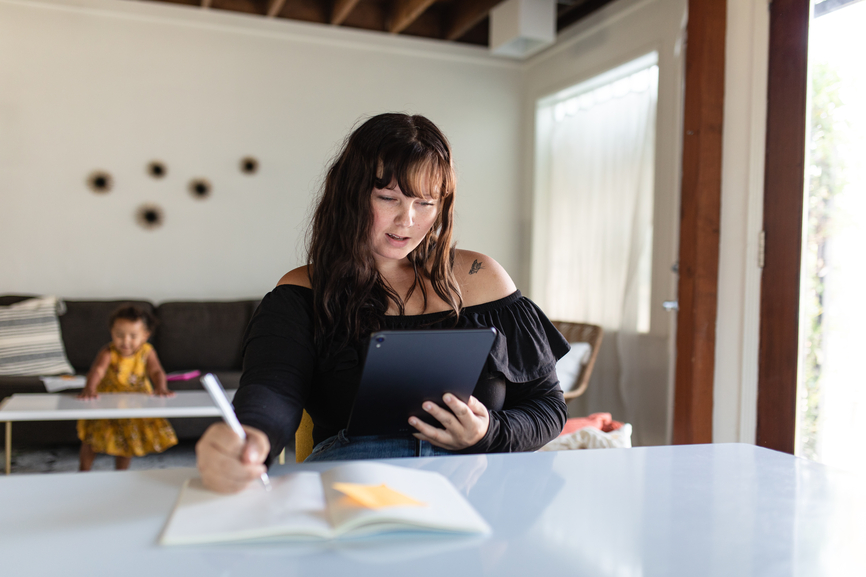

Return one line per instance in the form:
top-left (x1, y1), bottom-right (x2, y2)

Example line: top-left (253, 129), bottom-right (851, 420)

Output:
top-left (144, 0), bottom-right (616, 47)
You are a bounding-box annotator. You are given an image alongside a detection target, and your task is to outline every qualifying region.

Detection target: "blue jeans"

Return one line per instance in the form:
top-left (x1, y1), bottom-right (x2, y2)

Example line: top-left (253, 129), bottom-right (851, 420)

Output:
top-left (305, 429), bottom-right (456, 462)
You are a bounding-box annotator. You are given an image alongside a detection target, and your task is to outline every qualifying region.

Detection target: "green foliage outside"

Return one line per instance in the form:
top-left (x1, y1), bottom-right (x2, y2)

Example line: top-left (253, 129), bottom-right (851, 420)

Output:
top-left (799, 62), bottom-right (848, 460)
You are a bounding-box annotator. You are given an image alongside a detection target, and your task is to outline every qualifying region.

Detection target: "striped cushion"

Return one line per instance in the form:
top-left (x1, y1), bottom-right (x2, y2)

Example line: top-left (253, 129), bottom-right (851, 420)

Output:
top-left (0, 296), bottom-right (75, 376)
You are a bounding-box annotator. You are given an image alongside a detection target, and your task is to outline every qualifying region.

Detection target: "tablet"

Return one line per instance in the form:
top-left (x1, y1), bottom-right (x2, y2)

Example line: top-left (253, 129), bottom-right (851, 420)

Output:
top-left (346, 328), bottom-right (497, 436)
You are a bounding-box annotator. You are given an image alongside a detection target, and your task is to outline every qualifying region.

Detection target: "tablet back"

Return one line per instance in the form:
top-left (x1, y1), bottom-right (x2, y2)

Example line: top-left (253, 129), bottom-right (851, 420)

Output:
top-left (346, 328), bottom-right (497, 436)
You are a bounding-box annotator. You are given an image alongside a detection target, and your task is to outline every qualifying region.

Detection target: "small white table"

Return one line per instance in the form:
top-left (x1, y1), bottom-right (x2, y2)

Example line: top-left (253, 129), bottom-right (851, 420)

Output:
top-left (0, 390), bottom-right (234, 474)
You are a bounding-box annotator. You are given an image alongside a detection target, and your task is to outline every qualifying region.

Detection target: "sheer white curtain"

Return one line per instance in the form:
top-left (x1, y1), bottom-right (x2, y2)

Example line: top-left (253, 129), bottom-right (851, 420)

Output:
top-left (542, 65), bottom-right (658, 429)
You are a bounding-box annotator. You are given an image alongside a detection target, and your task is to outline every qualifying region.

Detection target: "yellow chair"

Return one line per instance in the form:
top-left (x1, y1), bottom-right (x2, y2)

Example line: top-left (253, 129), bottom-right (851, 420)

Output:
top-left (295, 409), bottom-right (315, 462)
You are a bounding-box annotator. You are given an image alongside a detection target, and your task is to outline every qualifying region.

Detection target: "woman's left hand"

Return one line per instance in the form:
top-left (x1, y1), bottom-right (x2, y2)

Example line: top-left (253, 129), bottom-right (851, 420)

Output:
top-left (153, 387), bottom-right (176, 397)
top-left (409, 394), bottom-right (489, 451)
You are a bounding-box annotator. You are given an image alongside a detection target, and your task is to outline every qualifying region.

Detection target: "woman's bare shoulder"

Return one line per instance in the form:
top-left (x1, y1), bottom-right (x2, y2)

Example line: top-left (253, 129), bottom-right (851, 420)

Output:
top-left (453, 249), bottom-right (517, 307)
top-left (277, 266), bottom-right (312, 289)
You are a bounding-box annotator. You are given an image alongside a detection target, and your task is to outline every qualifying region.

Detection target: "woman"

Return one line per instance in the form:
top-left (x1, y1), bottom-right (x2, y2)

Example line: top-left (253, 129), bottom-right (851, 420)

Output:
top-left (196, 113), bottom-right (569, 493)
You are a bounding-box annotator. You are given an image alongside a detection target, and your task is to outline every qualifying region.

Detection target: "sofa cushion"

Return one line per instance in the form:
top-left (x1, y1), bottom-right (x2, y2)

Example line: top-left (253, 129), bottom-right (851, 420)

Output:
top-left (155, 301), bottom-right (253, 372)
top-left (0, 296), bottom-right (75, 376)
top-left (57, 300), bottom-right (156, 373)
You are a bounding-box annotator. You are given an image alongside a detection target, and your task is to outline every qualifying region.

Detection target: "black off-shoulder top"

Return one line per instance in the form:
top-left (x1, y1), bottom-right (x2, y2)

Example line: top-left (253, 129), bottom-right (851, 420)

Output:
top-left (233, 284), bottom-right (569, 459)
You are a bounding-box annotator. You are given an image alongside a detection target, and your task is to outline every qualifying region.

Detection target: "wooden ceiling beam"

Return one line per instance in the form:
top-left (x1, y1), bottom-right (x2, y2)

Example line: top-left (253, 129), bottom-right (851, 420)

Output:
top-left (389, 0), bottom-right (437, 34)
top-left (445, 0), bottom-right (503, 41)
top-left (556, 0), bottom-right (614, 32)
top-left (267, 0), bottom-right (287, 17)
top-left (331, 0), bottom-right (362, 25)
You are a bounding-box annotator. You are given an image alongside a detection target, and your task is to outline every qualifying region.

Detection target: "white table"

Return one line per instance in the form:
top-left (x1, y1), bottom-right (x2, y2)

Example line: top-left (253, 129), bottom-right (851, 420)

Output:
top-left (0, 390), bottom-right (234, 474)
top-left (0, 444), bottom-right (863, 576)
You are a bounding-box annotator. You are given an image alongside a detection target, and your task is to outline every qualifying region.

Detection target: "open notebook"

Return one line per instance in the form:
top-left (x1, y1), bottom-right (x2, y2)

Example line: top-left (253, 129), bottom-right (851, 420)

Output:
top-left (160, 461), bottom-right (490, 545)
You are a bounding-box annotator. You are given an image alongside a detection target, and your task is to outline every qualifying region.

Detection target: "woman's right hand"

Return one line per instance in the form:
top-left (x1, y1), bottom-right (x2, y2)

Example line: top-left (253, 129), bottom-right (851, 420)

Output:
top-left (77, 388), bottom-right (99, 400)
top-left (196, 422), bottom-right (270, 494)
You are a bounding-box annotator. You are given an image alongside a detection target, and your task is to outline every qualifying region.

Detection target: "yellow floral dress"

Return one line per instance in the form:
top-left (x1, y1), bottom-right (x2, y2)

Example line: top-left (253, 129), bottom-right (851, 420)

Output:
top-left (77, 343), bottom-right (178, 457)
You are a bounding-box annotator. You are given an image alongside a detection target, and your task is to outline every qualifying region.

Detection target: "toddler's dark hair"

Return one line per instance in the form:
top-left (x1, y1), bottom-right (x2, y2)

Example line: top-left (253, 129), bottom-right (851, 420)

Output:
top-left (109, 305), bottom-right (156, 332)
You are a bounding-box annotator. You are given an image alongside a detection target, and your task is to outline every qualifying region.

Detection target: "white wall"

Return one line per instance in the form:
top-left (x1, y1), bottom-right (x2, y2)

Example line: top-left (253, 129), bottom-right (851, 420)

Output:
top-left (0, 0), bottom-right (521, 302)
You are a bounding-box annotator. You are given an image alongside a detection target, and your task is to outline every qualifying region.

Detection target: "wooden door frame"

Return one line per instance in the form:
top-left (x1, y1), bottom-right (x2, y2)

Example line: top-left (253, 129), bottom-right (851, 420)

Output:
top-left (673, 0), bottom-right (811, 451)
top-left (672, 0), bottom-right (727, 444)
top-left (756, 0), bottom-right (810, 454)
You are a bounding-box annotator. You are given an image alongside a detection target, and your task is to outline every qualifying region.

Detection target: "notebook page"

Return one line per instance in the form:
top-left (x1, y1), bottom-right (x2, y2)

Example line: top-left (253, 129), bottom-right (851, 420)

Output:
top-left (161, 472), bottom-right (330, 545)
top-left (321, 462), bottom-right (491, 537)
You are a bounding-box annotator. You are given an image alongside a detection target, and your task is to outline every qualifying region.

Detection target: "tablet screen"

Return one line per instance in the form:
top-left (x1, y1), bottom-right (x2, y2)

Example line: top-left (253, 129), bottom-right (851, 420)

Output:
top-left (346, 328), bottom-right (497, 436)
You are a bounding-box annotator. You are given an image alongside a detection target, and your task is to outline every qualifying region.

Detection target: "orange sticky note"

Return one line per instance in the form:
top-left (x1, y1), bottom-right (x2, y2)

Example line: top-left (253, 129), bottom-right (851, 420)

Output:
top-left (331, 482), bottom-right (426, 509)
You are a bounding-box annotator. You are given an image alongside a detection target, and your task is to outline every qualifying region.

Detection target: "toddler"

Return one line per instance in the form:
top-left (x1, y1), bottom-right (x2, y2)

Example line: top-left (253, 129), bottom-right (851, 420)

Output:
top-left (77, 305), bottom-right (178, 471)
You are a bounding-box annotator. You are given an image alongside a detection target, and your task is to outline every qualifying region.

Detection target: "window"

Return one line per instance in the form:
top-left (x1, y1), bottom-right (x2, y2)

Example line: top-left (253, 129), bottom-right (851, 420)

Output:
top-left (534, 53), bottom-right (659, 334)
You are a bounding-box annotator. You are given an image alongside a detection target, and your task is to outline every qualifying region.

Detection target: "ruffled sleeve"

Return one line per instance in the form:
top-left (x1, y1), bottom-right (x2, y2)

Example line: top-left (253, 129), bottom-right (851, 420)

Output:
top-left (459, 292), bottom-right (570, 384)
top-left (451, 292), bottom-right (570, 453)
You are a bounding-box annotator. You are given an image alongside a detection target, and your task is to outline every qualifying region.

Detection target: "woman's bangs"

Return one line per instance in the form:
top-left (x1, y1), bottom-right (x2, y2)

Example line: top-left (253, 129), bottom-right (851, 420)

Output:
top-left (393, 154), bottom-right (453, 201)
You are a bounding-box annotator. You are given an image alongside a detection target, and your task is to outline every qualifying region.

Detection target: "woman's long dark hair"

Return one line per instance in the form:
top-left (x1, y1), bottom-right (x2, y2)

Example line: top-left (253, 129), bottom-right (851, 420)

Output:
top-left (307, 113), bottom-right (462, 351)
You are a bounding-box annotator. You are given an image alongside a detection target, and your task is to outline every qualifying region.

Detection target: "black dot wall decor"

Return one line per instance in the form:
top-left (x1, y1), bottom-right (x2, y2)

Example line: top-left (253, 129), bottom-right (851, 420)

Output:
top-left (240, 156), bottom-right (259, 175)
top-left (86, 161), bottom-right (222, 229)
top-left (147, 161), bottom-right (167, 179)
top-left (188, 178), bottom-right (211, 199)
top-left (87, 170), bottom-right (113, 193)
top-left (136, 204), bottom-right (164, 230)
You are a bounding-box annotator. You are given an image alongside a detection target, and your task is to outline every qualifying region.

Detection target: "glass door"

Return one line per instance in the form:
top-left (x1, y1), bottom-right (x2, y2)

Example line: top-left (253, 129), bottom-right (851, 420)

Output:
top-left (797, 0), bottom-right (866, 475)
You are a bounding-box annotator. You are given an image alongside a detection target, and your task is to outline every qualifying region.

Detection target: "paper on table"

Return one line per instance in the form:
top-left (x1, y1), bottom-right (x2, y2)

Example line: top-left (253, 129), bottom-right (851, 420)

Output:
top-left (321, 462), bottom-right (490, 537)
top-left (331, 482), bottom-right (426, 509)
top-left (161, 473), bottom-right (332, 544)
top-left (160, 462), bottom-right (491, 545)
top-left (41, 375), bottom-right (86, 392)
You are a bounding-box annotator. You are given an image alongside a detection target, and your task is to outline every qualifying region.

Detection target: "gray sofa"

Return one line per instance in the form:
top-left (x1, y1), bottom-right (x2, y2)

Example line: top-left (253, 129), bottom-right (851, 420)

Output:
top-left (0, 295), bottom-right (259, 448)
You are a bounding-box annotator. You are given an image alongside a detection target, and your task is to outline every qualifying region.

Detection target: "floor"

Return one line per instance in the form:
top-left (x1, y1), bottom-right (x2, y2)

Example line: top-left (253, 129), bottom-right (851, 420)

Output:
top-left (2, 440), bottom-right (198, 474)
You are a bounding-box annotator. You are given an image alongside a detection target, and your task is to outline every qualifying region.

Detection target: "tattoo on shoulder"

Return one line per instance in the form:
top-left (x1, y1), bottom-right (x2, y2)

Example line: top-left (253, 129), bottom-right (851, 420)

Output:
top-left (469, 259), bottom-right (484, 275)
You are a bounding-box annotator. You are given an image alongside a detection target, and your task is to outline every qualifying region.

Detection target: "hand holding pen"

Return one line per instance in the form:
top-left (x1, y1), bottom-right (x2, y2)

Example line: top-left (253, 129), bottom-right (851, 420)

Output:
top-left (197, 373), bottom-right (272, 493)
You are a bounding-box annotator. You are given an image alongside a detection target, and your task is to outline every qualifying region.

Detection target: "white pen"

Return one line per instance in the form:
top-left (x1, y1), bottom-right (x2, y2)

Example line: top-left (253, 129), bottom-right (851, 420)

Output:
top-left (200, 373), bottom-right (272, 491)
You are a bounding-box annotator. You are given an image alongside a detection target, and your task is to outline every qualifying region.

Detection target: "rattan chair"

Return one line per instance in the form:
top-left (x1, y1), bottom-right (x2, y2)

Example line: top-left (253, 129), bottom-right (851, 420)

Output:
top-left (551, 321), bottom-right (604, 401)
